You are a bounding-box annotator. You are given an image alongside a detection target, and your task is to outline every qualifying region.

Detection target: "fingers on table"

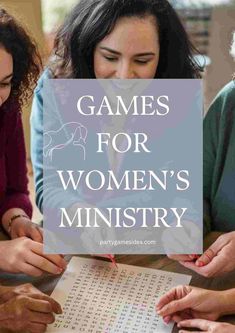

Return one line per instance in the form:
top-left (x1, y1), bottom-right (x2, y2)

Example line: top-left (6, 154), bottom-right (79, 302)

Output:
top-left (196, 247), bottom-right (216, 267)
top-left (157, 286), bottom-right (190, 316)
top-left (27, 294), bottom-right (62, 314)
top-left (157, 287), bottom-right (179, 310)
top-left (27, 243), bottom-right (67, 275)
top-left (178, 319), bottom-right (211, 332)
top-left (29, 225), bottom-right (43, 243)
top-left (27, 322), bottom-right (48, 333)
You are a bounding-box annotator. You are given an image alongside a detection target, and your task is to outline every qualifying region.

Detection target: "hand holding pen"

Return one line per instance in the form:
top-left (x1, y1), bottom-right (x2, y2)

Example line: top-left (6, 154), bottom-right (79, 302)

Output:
top-left (95, 254), bottom-right (118, 268)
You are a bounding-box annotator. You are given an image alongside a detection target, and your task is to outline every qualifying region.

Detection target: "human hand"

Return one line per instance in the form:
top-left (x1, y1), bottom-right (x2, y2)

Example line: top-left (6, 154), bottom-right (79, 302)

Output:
top-left (94, 254), bottom-right (115, 259)
top-left (10, 217), bottom-right (43, 243)
top-left (0, 238), bottom-right (67, 276)
top-left (180, 232), bottom-right (235, 277)
top-left (0, 283), bottom-right (60, 308)
top-left (0, 283), bottom-right (62, 333)
top-left (156, 285), bottom-right (227, 323)
top-left (167, 254), bottom-right (199, 262)
top-left (162, 219), bottom-right (201, 262)
top-left (2, 209), bottom-right (43, 242)
top-left (177, 319), bottom-right (235, 333)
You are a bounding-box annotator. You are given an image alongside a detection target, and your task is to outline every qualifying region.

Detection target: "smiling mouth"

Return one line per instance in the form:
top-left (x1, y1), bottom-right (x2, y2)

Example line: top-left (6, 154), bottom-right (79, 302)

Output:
top-left (111, 79), bottom-right (137, 90)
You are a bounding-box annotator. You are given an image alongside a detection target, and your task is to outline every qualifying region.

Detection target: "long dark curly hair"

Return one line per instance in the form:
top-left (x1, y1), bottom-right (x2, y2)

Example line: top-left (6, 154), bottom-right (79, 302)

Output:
top-left (50, 0), bottom-right (202, 79)
top-left (0, 8), bottom-right (42, 107)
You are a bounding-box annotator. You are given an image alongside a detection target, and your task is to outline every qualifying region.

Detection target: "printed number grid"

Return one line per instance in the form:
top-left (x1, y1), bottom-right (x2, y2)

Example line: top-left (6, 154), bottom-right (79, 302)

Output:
top-left (51, 261), bottom-right (173, 333)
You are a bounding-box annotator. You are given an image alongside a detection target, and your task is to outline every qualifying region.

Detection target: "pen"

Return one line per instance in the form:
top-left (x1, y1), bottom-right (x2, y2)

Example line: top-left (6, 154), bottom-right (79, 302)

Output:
top-left (108, 255), bottom-right (118, 269)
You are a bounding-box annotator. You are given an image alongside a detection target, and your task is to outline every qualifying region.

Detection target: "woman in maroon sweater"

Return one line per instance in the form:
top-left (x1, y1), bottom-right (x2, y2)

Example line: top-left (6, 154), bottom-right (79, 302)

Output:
top-left (0, 8), bottom-right (66, 277)
top-left (0, 9), bottom-right (67, 332)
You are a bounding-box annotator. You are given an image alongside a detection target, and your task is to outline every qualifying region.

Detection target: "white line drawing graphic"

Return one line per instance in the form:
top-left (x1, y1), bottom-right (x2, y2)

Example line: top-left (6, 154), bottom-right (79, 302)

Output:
top-left (43, 122), bottom-right (88, 161)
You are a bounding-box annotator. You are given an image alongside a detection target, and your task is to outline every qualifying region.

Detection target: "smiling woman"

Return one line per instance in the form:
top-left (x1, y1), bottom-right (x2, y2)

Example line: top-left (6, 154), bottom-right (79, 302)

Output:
top-left (0, 11), bottom-right (40, 107)
top-left (31, 0), bottom-right (203, 216)
top-left (0, 7), bottom-right (67, 274)
top-left (49, 0), bottom-right (202, 79)
top-left (0, 7), bottom-right (41, 232)
top-left (93, 15), bottom-right (160, 79)
top-left (0, 8), bottom-right (68, 332)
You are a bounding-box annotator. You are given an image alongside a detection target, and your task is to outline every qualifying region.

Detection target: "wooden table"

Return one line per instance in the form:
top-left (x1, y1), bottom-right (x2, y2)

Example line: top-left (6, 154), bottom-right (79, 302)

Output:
top-left (0, 231), bottom-right (235, 333)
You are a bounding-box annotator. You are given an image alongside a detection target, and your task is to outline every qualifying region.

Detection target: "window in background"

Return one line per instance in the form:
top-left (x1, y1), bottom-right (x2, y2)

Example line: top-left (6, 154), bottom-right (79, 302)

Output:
top-left (41, 0), bottom-right (232, 57)
top-left (170, 0), bottom-right (232, 55)
top-left (41, 0), bottom-right (79, 55)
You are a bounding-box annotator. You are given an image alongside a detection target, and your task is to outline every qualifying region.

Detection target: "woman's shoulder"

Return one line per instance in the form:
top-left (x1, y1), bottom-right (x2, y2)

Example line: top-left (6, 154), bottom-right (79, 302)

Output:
top-left (1, 98), bottom-right (20, 117)
top-left (211, 80), bottom-right (235, 110)
top-left (34, 67), bottom-right (53, 94)
top-left (0, 99), bottom-right (22, 133)
top-left (206, 80), bottom-right (235, 120)
top-left (215, 80), bottom-right (235, 103)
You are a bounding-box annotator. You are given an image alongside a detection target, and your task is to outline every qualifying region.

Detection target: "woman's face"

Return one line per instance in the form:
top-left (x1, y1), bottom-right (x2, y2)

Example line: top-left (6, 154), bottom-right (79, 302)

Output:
top-left (94, 15), bottom-right (160, 79)
top-left (0, 47), bottom-right (13, 107)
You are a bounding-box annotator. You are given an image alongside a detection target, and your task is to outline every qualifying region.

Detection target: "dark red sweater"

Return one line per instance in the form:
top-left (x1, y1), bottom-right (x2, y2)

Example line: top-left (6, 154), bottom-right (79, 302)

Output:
top-left (0, 100), bottom-right (32, 223)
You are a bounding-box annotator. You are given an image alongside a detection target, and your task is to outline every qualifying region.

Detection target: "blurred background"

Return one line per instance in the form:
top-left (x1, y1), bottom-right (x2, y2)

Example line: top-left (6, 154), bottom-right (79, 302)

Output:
top-left (0, 0), bottom-right (234, 220)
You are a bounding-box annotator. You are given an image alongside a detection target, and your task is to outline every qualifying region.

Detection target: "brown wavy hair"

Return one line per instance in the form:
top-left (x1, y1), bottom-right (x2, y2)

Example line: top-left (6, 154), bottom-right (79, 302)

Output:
top-left (0, 8), bottom-right (42, 107)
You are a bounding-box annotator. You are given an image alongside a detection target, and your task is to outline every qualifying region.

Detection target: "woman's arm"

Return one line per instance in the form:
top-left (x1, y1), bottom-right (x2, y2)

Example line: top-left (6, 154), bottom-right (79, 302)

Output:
top-left (30, 72), bottom-right (45, 213)
top-left (156, 285), bottom-right (235, 323)
top-left (203, 96), bottom-right (221, 236)
top-left (0, 107), bottom-right (32, 231)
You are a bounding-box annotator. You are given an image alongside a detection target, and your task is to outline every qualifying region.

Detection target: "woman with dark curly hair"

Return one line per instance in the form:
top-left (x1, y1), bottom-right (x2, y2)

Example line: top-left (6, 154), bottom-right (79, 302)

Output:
top-left (0, 8), bottom-right (67, 277)
top-left (0, 8), bottom-right (66, 333)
